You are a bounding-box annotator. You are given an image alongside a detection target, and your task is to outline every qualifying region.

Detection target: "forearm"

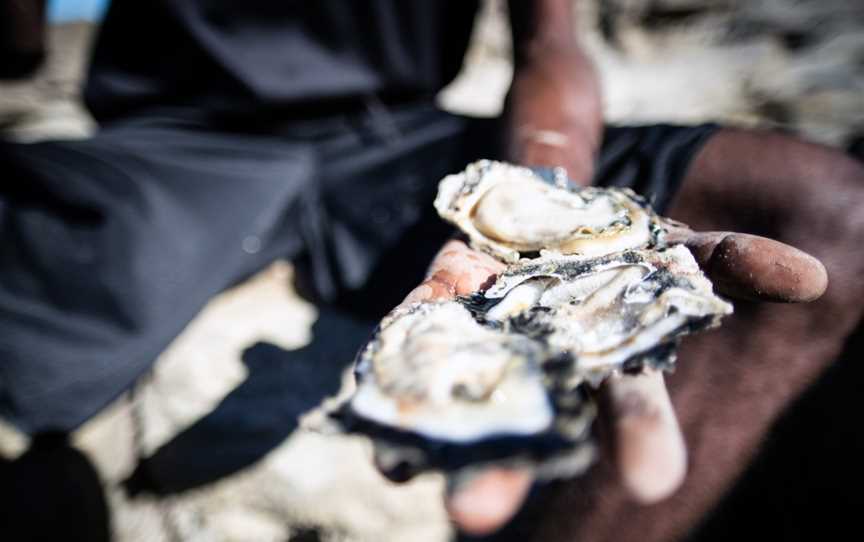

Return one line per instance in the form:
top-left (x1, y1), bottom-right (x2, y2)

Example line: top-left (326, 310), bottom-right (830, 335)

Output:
top-left (506, 0), bottom-right (604, 180)
top-left (509, 0), bottom-right (578, 62)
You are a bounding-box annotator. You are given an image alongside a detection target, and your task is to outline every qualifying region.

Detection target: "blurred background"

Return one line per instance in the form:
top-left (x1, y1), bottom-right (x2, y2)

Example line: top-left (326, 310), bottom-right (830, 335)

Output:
top-left (1, 1), bottom-right (862, 541)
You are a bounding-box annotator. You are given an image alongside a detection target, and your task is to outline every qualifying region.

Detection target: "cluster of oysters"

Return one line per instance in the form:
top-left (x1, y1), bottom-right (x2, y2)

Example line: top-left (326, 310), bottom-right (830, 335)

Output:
top-left (339, 161), bottom-right (732, 481)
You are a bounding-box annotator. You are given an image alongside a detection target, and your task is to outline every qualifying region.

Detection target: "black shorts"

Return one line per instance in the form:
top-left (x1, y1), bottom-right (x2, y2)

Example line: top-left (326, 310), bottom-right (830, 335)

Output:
top-left (0, 103), bottom-right (718, 433)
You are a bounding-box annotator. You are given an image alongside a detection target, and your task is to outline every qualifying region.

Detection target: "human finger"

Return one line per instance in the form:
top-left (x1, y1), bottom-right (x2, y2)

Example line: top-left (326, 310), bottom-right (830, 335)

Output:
top-left (666, 229), bottom-right (828, 303)
top-left (514, 129), bottom-right (594, 187)
top-left (398, 239), bottom-right (505, 308)
top-left (603, 371), bottom-right (687, 503)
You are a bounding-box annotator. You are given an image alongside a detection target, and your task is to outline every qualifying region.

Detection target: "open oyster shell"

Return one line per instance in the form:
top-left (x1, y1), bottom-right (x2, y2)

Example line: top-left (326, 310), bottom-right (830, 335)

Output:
top-left (343, 301), bottom-right (596, 479)
top-left (435, 160), bottom-right (664, 262)
top-left (466, 245), bottom-right (733, 385)
top-left (351, 301), bottom-right (554, 442)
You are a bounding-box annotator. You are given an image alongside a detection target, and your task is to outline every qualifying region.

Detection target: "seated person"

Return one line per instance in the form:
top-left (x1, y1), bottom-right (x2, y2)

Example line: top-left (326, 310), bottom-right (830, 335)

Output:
top-left (2, 1), bottom-right (862, 539)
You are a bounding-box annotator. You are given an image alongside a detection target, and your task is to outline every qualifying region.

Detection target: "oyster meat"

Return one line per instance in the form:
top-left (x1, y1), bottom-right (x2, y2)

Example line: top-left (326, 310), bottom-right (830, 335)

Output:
top-left (351, 301), bottom-right (553, 442)
top-left (469, 245), bottom-right (733, 384)
top-left (435, 161), bottom-right (662, 262)
top-left (345, 301), bottom-right (596, 478)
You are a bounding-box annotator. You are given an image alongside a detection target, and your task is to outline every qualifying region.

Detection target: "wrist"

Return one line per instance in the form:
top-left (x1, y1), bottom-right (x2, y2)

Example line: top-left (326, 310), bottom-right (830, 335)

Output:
top-left (509, 0), bottom-right (579, 68)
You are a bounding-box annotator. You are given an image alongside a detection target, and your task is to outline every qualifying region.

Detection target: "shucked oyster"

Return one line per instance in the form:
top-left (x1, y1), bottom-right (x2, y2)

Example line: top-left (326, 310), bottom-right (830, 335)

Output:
top-left (344, 301), bottom-right (596, 479)
top-left (352, 302), bottom-right (553, 442)
top-left (435, 160), bottom-right (663, 262)
top-left (468, 245), bottom-right (733, 384)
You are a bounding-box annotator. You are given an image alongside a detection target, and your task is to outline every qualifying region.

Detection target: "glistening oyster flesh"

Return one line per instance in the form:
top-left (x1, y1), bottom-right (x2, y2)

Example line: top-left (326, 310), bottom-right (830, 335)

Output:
top-left (344, 301), bottom-right (596, 479)
top-left (435, 160), bottom-right (663, 262)
top-left (467, 245), bottom-right (733, 384)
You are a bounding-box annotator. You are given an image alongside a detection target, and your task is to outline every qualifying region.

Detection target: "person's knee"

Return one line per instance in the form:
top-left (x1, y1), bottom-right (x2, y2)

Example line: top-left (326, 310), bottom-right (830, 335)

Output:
top-left (711, 130), bottom-right (864, 253)
top-left (782, 150), bottom-right (864, 249)
top-left (783, 153), bottom-right (864, 322)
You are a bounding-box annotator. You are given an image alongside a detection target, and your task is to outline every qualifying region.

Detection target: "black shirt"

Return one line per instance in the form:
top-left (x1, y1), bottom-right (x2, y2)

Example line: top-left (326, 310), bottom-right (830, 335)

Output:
top-left (84, 0), bottom-right (481, 122)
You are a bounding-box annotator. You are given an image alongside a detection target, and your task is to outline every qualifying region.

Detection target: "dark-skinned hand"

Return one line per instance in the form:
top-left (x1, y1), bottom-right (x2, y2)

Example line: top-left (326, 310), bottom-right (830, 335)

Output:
top-left (397, 226), bottom-right (826, 535)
